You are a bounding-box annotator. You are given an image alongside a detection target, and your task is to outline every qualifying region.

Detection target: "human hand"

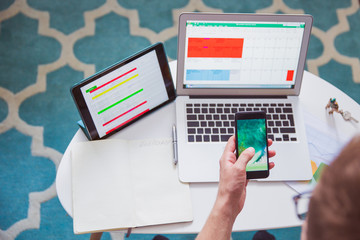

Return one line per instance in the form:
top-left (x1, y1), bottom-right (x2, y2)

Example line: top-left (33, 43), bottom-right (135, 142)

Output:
top-left (215, 136), bottom-right (276, 221)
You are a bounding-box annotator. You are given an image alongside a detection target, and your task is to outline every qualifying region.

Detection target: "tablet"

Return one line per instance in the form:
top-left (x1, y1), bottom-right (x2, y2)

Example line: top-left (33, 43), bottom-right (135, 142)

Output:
top-left (71, 43), bottom-right (176, 140)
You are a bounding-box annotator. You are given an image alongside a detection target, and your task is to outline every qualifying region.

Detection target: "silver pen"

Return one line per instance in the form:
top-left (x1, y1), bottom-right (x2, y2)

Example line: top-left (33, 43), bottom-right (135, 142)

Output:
top-left (172, 125), bottom-right (178, 165)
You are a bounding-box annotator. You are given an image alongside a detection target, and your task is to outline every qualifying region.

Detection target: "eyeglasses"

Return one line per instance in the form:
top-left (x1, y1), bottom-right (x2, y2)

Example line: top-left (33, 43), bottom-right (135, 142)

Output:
top-left (293, 190), bottom-right (312, 220)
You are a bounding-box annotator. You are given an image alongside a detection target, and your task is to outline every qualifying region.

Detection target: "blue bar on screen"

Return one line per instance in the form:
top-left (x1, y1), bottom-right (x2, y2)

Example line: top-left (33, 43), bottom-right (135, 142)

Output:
top-left (186, 69), bottom-right (230, 81)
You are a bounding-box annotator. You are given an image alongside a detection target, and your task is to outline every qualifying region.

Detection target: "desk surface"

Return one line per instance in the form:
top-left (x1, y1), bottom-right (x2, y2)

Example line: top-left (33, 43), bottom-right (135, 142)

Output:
top-left (56, 61), bottom-right (360, 234)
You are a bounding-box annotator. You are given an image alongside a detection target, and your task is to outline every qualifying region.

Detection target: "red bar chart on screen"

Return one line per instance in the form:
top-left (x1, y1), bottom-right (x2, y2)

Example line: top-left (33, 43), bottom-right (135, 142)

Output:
top-left (286, 70), bottom-right (295, 81)
top-left (187, 38), bottom-right (244, 58)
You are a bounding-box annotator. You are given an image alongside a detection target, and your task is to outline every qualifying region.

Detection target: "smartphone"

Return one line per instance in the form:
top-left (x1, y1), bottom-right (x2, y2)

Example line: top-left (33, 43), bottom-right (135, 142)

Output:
top-left (235, 111), bottom-right (269, 179)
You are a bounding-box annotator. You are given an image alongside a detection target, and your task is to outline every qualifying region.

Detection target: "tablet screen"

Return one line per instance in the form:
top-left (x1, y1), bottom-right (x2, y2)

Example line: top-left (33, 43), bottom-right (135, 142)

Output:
top-left (71, 43), bottom-right (175, 140)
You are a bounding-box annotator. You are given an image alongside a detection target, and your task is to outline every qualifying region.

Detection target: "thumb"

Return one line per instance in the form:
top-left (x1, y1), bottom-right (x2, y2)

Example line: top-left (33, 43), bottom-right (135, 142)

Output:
top-left (235, 147), bottom-right (255, 170)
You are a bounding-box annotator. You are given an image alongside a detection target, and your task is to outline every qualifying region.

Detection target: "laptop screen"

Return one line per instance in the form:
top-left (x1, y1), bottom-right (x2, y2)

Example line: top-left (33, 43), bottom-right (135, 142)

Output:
top-left (183, 20), bottom-right (305, 90)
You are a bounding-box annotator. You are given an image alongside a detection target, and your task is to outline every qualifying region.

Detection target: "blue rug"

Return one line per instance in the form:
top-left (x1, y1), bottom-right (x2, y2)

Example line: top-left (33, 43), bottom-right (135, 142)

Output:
top-left (1, 0), bottom-right (359, 239)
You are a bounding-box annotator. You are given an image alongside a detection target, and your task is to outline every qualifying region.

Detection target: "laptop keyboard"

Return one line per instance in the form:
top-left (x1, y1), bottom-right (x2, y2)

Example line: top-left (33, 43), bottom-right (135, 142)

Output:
top-left (185, 102), bottom-right (297, 143)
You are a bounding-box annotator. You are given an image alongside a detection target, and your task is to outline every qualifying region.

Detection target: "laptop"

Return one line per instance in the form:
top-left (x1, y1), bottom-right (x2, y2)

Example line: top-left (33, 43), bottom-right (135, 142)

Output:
top-left (175, 13), bottom-right (313, 182)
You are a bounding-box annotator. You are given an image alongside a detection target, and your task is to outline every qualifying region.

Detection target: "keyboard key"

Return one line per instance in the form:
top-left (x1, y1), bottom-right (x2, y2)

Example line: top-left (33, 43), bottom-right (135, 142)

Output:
top-left (231, 122), bottom-right (235, 127)
top-left (280, 114), bottom-right (286, 120)
top-left (280, 128), bottom-right (296, 133)
top-left (188, 135), bottom-right (194, 142)
top-left (211, 135), bottom-right (219, 142)
top-left (186, 108), bottom-right (193, 113)
top-left (272, 114), bottom-right (279, 120)
top-left (221, 135), bottom-right (232, 142)
top-left (248, 103), bottom-right (254, 107)
top-left (186, 103), bottom-right (193, 107)
top-left (273, 128), bottom-right (279, 133)
top-left (291, 137), bottom-right (297, 141)
top-left (216, 121), bottom-right (222, 127)
top-left (224, 108), bottom-right (230, 113)
top-left (240, 103), bottom-right (246, 107)
top-left (209, 108), bottom-right (216, 113)
top-left (200, 121), bottom-right (207, 127)
top-left (228, 115), bottom-right (235, 120)
top-left (268, 108), bottom-right (274, 113)
top-left (225, 104), bottom-right (231, 107)
top-left (206, 114), bottom-right (212, 120)
top-left (194, 104), bottom-right (200, 107)
top-left (267, 128), bottom-right (272, 133)
top-left (202, 103), bottom-right (208, 107)
top-left (276, 138), bottom-right (282, 141)
top-left (288, 114), bottom-right (295, 126)
top-left (212, 128), bottom-right (219, 134)
top-left (187, 121), bottom-right (199, 127)
top-left (216, 108), bottom-right (223, 113)
top-left (214, 115), bottom-right (220, 120)
top-left (188, 128), bottom-right (196, 134)
top-left (246, 108), bottom-right (252, 111)
top-left (286, 103), bottom-right (292, 107)
top-left (221, 115), bottom-right (227, 120)
top-left (210, 104), bottom-right (216, 107)
top-left (267, 114), bottom-right (272, 120)
top-left (208, 121), bottom-right (215, 127)
top-left (220, 128), bottom-right (227, 134)
top-left (197, 128), bottom-right (204, 134)
top-left (196, 135), bottom-right (202, 142)
top-left (283, 121), bottom-right (289, 126)
top-left (271, 103), bottom-right (276, 107)
top-left (275, 108), bottom-right (282, 113)
top-left (187, 115), bottom-right (196, 120)
top-left (198, 114), bottom-right (205, 120)
top-left (231, 108), bottom-right (237, 113)
top-left (194, 108), bottom-right (200, 113)
top-left (204, 135), bottom-right (210, 142)
top-left (278, 103), bottom-right (284, 107)
top-left (268, 121), bottom-right (274, 127)
top-left (217, 103), bottom-right (224, 107)
top-left (201, 108), bottom-right (208, 113)
top-left (205, 128), bottom-right (211, 134)
top-left (239, 107), bottom-right (245, 111)
top-left (275, 121), bottom-right (282, 127)
top-left (255, 103), bottom-right (261, 107)
top-left (223, 121), bottom-right (230, 127)
top-left (227, 128), bottom-right (234, 134)
top-left (268, 134), bottom-right (274, 141)
top-left (283, 108), bottom-right (293, 113)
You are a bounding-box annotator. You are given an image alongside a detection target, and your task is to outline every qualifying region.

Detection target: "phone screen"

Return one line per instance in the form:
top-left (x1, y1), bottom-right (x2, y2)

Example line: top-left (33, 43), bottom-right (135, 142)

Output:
top-left (236, 116), bottom-right (268, 173)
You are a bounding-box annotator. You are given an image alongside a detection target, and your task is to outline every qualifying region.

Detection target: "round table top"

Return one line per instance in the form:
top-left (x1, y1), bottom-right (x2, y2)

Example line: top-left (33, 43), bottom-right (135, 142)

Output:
top-left (56, 61), bottom-right (360, 234)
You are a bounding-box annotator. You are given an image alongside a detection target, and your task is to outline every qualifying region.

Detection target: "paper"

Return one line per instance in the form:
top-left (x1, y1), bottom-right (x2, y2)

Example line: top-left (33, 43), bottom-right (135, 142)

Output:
top-left (286, 110), bottom-right (348, 193)
top-left (71, 138), bottom-right (193, 234)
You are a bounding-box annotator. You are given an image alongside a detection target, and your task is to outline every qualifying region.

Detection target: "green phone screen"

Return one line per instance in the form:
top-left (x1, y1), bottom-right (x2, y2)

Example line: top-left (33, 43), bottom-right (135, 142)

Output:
top-left (237, 118), bottom-right (268, 172)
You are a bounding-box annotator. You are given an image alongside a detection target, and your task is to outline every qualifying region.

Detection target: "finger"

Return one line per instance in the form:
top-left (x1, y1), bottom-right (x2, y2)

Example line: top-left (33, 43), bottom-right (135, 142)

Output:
top-left (267, 139), bottom-right (273, 147)
top-left (269, 162), bottom-right (275, 170)
top-left (268, 150), bottom-right (276, 158)
top-left (235, 147), bottom-right (255, 170)
top-left (224, 135), bottom-right (236, 154)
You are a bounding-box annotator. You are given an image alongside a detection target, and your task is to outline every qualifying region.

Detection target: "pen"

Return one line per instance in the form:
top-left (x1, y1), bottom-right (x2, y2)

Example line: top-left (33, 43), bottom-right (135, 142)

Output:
top-left (172, 125), bottom-right (178, 165)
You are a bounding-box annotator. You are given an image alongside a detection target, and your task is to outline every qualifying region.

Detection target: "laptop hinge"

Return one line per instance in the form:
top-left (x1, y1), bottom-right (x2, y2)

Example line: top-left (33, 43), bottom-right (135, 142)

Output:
top-left (189, 95), bottom-right (288, 99)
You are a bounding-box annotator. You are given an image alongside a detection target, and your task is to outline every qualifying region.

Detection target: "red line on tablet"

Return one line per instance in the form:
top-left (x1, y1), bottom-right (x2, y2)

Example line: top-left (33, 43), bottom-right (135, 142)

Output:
top-left (90, 67), bottom-right (137, 93)
top-left (105, 108), bottom-right (150, 135)
top-left (102, 101), bottom-right (147, 126)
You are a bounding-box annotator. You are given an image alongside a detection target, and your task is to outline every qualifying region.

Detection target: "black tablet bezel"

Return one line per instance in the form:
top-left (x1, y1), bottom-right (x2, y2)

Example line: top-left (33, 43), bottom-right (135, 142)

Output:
top-left (71, 43), bottom-right (176, 140)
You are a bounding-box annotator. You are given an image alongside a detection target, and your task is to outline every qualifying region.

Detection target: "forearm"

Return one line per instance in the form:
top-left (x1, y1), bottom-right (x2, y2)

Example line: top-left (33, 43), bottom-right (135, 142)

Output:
top-left (196, 197), bottom-right (237, 240)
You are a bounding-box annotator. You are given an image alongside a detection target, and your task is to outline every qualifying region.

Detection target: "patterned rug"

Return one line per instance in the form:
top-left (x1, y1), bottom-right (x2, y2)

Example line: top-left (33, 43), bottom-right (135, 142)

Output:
top-left (1, 0), bottom-right (359, 239)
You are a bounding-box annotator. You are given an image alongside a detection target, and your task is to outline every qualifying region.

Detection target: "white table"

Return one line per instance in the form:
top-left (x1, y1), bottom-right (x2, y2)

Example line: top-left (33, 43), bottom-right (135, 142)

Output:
top-left (56, 61), bottom-right (360, 234)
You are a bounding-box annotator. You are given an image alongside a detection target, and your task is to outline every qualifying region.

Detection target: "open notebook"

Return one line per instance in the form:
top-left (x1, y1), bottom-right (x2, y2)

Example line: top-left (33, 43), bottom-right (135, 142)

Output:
top-left (71, 138), bottom-right (193, 234)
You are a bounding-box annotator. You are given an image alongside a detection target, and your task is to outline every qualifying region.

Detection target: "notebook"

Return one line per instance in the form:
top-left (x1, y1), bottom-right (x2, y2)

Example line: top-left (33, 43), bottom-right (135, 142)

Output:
top-left (71, 138), bottom-right (193, 234)
top-left (175, 13), bottom-right (313, 182)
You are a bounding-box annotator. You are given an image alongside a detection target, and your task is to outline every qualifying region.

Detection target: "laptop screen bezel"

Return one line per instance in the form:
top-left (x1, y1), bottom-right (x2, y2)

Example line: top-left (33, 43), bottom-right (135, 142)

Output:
top-left (176, 13), bottom-right (313, 97)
